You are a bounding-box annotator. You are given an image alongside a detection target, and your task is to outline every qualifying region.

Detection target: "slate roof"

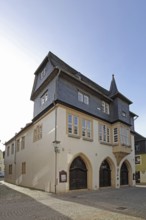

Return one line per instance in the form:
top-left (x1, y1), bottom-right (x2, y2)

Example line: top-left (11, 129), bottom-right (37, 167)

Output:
top-left (33, 51), bottom-right (132, 104)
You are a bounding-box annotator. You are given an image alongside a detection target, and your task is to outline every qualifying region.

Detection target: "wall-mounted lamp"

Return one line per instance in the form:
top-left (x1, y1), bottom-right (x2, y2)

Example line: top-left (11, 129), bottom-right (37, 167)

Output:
top-left (53, 140), bottom-right (60, 153)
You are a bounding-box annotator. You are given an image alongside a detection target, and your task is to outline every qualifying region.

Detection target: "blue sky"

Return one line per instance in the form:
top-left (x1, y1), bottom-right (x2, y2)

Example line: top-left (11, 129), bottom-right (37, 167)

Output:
top-left (0, 0), bottom-right (146, 150)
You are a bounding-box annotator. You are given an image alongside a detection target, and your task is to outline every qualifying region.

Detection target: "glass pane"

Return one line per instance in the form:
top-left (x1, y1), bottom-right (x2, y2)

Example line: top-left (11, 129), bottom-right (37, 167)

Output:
top-left (68, 125), bottom-right (72, 134)
top-left (78, 92), bottom-right (83, 102)
top-left (68, 114), bottom-right (72, 123)
top-left (84, 95), bottom-right (89, 104)
top-left (74, 126), bottom-right (78, 135)
top-left (74, 116), bottom-right (78, 125)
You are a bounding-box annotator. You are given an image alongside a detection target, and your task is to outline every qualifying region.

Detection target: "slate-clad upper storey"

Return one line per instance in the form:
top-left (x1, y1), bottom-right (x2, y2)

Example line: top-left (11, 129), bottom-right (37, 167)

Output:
top-left (30, 51), bottom-right (137, 127)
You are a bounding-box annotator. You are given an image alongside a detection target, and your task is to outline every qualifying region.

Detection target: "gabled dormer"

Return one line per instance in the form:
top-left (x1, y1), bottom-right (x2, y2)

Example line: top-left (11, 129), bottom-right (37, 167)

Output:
top-left (30, 52), bottom-right (80, 119)
top-left (30, 52), bottom-right (61, 119)
top-left (109, 75), bottom-right (132, 125)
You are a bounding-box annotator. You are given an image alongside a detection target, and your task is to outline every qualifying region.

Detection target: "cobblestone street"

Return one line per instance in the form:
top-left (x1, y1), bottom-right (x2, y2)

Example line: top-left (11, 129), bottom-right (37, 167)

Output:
top-left (0, 180), bottom-right (145, 220)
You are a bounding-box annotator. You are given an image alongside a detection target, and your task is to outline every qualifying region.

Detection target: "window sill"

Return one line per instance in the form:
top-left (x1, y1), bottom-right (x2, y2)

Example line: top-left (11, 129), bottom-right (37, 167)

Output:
top-left (99, 141), bottom-right (112, 146)
top-left (68, 134), bottom-right (80, 139)
top-left (82, 137), bottom-right (93, 142)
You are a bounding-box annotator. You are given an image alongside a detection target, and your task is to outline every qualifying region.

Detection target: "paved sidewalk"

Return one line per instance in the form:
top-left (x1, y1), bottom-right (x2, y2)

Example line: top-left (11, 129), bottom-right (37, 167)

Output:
top-left (0, 180), bottom-right (144, 220)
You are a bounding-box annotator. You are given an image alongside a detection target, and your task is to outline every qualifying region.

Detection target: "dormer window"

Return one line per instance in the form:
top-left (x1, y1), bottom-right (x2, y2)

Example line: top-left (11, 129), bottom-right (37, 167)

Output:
top-left (78, 91), bottom-right (89, 105)
top-left (41, 91), bottom-right (48, 106)
top-left (40, 68), bottom-right (46, 79)
top-left (122, 111), bottom-right (126, 117)
top-left (101, 101), bottom-right (110, 114)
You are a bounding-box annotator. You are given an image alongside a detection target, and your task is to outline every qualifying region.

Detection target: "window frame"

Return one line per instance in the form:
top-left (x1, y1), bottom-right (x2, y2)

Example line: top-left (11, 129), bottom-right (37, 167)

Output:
top-left (101, 101), bottom-right (110, 114)
top-left (99, 124), bottom-right (111, 144)
top-left (135, 155), bottom-right (141, 165)
top-left (9, 164), bottom-right (12, 175)
top-left (7, 146), bottom-right (10, 156)
top-left (82, 119), bottom-right (92, 140)
top-left (16, 139), bottom-right (20, 152)
top-left (41, 90), bottom-right (48, 106)
top-left (113, 127), bottom-right (118, 143)
top-left (33, 124), bottom-right (43, 142)
top-left (68, 114), bottom-right (79, 137)
top-left (40, 67), bottom-right (46, 79)
top-left (11, 143), bottom-right (14, 155)
top-left (22, 162), bottom-right (26, 174)
top-left (78, 91), bottom-right (89, 105)
top-left (21, 136), bottom-right (25, 150)
top-left (120, 127), bottom-right (130, 146)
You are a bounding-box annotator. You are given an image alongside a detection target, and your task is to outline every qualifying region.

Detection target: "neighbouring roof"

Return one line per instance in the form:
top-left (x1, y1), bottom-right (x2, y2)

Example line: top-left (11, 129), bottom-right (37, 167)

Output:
top-left (135, 132), bottom-right (146, 142)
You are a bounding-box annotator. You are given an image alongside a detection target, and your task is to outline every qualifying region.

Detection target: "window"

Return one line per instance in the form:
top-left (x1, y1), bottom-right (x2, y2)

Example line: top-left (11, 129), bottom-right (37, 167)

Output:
top-left (78, 91), bottom-right (89, 105)
top-left (22, 162), bottom-right (26, 174)
top-left (16, 139), bottom-right (20, 152)
top-left (99, 124), bottom-right (110, 143)
top-left (21, 136), bottom-right (25, 150)
top-left (101, 101), bottom-right (110, 114)
top-left (7, 146), bottom-right (10, 156)
top-left (113, 128), bottom-right (118, 143)
top-left (40, 68), bottom-right (46, 79)
top-left (135, 144), bottom-right (140, 152)
top-left (9, 164), bottom-right (12, 174)
top-left (41, 91), bottom-right (48, 106)
top-left (82, 119), bottom-right (92, 139)
top-left (78, 91), bottom-right (83, 102)
top-left (120, 127), bottom-right (130, 146)
top-left (11, 143), bottom-right (14, 155)
top-left (68, 114), bottom-right (79, 136)
top-left (33, 125), bottom-right (42, 142)
top-left (84, 95), bottom-right (89, 105)
top-left (135, 156), bottom-right (141, 165)
top-left (122, 111), bottom-right (126, 117)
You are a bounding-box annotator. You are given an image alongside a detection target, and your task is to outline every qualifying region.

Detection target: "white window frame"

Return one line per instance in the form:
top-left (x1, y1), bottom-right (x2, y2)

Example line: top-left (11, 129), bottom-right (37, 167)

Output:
top-left (82, 119), bottom-right (92, 139)
top-left (113, 127), bottom-right (118, 143)
top-left (99, 124), bottom-right (110, 143)
top-left (68, 114), bottom-right (79, 136)
top-left (78, 91), bottom-right (89, 105)
top-left (101, 101), bottom-right (110, 114)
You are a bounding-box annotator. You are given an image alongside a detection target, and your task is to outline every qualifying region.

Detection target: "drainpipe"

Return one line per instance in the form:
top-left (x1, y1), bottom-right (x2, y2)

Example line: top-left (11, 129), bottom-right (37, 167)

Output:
top-left (53, 68), bottom-right (61, 193)
top-left (14, 133), bottom-right (17, 184)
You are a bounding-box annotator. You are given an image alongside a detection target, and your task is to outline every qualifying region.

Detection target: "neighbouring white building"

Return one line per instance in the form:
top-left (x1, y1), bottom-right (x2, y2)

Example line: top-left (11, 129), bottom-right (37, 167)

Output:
top-left (5, 52), bottom-right (137, 193)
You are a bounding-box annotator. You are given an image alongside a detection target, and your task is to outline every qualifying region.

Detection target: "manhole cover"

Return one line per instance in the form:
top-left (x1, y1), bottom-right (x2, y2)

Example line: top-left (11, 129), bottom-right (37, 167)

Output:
top-left (116, 207), bottom-right (127, 210)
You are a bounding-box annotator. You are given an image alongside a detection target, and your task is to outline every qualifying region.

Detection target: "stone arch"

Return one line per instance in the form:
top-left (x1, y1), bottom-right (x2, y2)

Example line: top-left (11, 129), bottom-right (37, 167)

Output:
top-left (69, 153), bottom-right (92, 190)
top-left (99, 157), bottom-right (116, 188)
top-left (120, 159), bottom-right (132, 186)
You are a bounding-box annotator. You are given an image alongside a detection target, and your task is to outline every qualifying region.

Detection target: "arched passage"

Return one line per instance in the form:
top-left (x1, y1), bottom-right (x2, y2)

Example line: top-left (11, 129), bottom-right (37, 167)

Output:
top-left (120, 162), bottom-right (129, 185)
top-left (69, 156), bottom-right (87, 190)
top-left (100, 159), bottom-right (111, 187)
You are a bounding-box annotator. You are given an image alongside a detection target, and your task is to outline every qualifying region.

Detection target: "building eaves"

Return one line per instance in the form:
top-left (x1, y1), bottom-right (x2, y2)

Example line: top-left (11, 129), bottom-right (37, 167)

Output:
top-left (5, 122), bottom-right (32, 145)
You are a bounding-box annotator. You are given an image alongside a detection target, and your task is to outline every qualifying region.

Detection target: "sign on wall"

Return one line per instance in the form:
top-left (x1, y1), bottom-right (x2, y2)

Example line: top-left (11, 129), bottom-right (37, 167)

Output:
top-left (59, 170), bottom-right (67, 183)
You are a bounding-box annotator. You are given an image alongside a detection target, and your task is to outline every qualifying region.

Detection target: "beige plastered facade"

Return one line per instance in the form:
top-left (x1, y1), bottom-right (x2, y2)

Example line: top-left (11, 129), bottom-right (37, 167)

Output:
top-left (5, 104), bottom-right (136, 193)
